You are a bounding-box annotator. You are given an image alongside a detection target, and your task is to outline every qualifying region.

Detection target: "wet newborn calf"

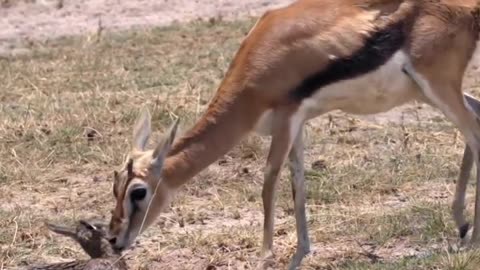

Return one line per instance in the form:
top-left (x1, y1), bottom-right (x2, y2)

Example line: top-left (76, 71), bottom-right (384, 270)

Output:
top-left (29, 219), bottom-right (127, 270)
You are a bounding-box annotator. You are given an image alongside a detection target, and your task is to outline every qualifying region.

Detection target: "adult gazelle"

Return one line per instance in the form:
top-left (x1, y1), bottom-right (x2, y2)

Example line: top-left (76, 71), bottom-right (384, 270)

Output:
top-left (108, 1), bottom-right (480, 269)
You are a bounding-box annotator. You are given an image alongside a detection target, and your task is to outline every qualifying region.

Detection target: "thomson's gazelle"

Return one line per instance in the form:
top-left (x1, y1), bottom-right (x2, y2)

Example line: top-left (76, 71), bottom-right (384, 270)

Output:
top-left (108, 1), bottom-right (480, 268)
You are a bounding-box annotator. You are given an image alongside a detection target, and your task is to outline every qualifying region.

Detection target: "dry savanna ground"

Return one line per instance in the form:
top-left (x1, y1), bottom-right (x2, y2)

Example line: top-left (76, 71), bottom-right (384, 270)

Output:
top-left (4, 14), bottom-right (480, 270)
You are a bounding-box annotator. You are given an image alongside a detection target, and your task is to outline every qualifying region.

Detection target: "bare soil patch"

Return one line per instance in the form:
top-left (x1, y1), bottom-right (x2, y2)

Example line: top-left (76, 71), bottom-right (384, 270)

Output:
top-left (0, 0), bottom-right (293, 56)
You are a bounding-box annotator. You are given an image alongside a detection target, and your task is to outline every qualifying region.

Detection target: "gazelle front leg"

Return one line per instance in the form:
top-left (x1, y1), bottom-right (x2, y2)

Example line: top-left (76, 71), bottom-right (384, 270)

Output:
top-left (259, 107), bottom-right (303, 269)
top-left (287, 124), bottom-right (310, 269)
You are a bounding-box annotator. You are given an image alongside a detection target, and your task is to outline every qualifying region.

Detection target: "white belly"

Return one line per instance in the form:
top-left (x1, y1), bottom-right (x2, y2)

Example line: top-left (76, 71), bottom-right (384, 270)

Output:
top-left (254, 51), bottom-right (420, 136)
top-left (300, 51), bottom-right (419, 118)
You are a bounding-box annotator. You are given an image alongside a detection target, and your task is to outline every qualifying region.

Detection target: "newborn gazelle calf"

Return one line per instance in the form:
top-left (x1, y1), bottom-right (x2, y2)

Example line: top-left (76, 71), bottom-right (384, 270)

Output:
top-left (108, 1), bottom-right (480, 269)
top-left (30, 219), bottom-right (127, 270)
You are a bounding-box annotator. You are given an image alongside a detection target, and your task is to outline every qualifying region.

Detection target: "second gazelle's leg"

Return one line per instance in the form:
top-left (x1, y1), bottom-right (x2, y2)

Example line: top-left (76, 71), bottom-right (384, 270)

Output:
top-left (287, 124), bottom-right (311, 270)
top-left (260, 107), bottom-right (303, 268)
top-left (403, 62), bottom-right (480, 244)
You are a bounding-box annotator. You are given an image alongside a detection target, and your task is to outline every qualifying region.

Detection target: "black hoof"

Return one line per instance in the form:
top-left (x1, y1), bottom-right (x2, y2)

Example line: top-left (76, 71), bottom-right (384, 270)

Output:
top-left (460, 223), bottom-right (470, 239)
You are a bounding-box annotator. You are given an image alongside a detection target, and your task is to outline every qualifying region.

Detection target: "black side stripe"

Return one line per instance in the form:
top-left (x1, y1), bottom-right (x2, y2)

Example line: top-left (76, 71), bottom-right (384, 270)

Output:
top-left (290, 18), bottom-right (407, 100)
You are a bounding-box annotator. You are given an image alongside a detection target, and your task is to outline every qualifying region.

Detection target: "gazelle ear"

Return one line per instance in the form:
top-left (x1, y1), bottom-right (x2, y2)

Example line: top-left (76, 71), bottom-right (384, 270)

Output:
top-left (151, 118), bottom-right (180, 176)
top-left (132, 108), bottom-right (152, 151)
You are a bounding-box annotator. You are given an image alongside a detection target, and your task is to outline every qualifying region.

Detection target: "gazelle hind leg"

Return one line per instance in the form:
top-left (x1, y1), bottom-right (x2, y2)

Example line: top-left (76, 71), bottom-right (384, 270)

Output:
top-left (457, 95), bottom-right (480, 243)
top-left (403, 63), bottom-right (480, 245)
top-left (259, 107), bottom-right (304, 269)
top-left (455, 146), bottom-right (473, 242)
top-left (403, 73), bottom-right (474, 241)
top-left (287, 124), bottom-right (310, 270)
top-left (404, 71), bottom-right (480, 241)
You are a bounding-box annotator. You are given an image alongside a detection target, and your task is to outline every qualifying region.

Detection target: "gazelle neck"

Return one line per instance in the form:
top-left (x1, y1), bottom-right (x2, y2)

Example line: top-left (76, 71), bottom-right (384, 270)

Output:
top-left (161, 84), bottom-right (266, 188)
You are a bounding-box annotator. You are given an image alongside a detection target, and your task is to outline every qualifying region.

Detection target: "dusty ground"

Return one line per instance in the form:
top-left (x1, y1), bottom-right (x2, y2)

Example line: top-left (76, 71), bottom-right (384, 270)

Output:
top-left (0, 0), bottom-right (293, 56)
top-left (3, 1), bottom-right (480, 270)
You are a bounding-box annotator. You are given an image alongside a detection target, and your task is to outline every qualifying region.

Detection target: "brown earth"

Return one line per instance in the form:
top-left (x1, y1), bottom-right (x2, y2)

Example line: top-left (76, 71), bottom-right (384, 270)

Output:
top-left (0, 0), bottom-right (293, 56)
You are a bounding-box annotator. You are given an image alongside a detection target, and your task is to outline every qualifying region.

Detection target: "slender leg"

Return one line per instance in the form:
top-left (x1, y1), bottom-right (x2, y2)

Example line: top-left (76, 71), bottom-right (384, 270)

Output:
top-left (287, 124), bottom-right (311, 270)
top-left (454, 95), bottom-right (480, 241)
top-left (259, 108), bottom-right (303, 269)
top-left (404, 66), bottom-right (480, 242)
top-left (454, 146), bottom-right (473, 241)
top-left (403, 63), bottom-right (480, 245)
top-left (457, 95), bottom-right (480, 243)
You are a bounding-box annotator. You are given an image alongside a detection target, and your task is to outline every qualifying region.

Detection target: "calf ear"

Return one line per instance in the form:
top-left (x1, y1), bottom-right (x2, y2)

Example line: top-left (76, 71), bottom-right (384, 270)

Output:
top-left (132, 108), bottom-right (152, 151)
top-left (79, 220), bottom-right (97, 231)
top-left (150, 118), bottom-right (180, 176)
top-left (46, 223), bottom-right (76, 238)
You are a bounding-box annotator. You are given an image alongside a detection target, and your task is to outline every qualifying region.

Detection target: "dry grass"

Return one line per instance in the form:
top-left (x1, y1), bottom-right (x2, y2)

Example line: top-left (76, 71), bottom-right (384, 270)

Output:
top-left (2, 17), bottom-right (480, 269)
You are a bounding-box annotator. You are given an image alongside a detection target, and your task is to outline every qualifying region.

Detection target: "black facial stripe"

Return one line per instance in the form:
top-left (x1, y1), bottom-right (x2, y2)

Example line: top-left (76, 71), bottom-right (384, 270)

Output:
top-left (290, 18), bottom-right (407, 100)
top-left (116, 159), bottom-right (143, 223)
top-left (120, 159), bottom-right (142, 205)
top-left (113, 181), bottom-right (119, 198)
top-left (127, 158), bottom-right (134, 180)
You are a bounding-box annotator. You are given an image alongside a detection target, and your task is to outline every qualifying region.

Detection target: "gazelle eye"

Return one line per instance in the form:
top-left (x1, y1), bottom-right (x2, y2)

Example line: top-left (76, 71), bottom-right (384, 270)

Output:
top-left (130, 187), bottom-right (147, 202)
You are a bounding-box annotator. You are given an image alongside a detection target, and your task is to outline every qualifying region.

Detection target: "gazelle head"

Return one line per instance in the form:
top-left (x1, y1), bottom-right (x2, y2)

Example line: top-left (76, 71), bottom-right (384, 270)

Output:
top-left (108, 108), bottom-right (179, 251)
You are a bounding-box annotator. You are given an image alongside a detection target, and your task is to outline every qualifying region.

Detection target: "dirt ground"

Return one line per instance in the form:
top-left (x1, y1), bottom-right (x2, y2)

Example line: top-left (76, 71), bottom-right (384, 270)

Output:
top-left (0, 0), bottom-right (293, 56)
top-left (3, 1), bottom-right (480, 270)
